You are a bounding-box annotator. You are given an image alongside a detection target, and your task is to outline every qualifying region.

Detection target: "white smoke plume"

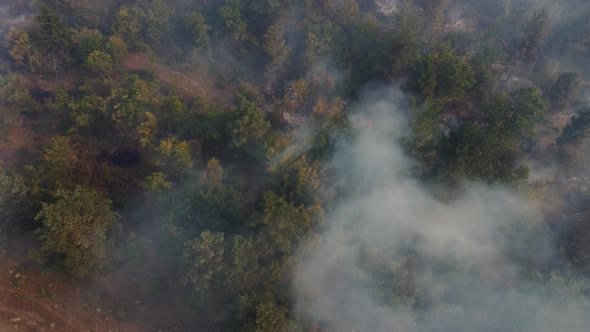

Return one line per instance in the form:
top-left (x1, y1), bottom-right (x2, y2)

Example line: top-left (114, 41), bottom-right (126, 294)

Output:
top-left (294, 86), bottom-right (590, 332)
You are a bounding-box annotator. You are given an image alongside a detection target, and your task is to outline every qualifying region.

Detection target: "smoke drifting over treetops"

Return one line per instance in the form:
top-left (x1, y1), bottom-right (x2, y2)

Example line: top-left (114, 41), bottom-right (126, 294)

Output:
top-left (293, 86), bottom-right (590, 332)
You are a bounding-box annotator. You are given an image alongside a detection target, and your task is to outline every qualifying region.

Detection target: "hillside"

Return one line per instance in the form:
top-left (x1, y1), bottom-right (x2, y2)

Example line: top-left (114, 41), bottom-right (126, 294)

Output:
top-left (1, 0), bottom-right (590, 331)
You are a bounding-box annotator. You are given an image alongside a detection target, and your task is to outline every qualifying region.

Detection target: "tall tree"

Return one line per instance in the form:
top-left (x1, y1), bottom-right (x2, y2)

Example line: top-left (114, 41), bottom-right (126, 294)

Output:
top-left (35, 6), bottom-right (71, 53)
top-left (33, 6), bottom-right (72, 74)
top-left (5, 28), bottom-right (32, 68)
top-left (556, 110), bottom-right (590, 162)
top-left (106, 35), bottom-right (128, 68)
top-left (109, 74), bottom-right (154, 139)
top-left (0, 169), bottom-right (30, 235)
top-left (186, 11), bottom-right (211, 50)
top-left (447, 88), bottom-right (548, 183)
top-left (75, 28), bottom-right (106, 62)
top-left (414, 42), bottom-right (476, 103)
top-left (263, 21), bottom-right (291, 81)
top-left (180, 231), bottom-right (225, 293)
top-left (35, 186), bottom-right (119, 278)
top-left (85, 50), bottom-right (114, 80)
top-left (557, 110), bottom-right (590, 147)
top-left (229, 89), bottom-right (270, 148)
top-left (250, 191), bottom-right (316, 256)
top-left (549, 72), bottom-right (581, 112)
top-left (418, 0), bottom-right (451, 44)
top-left (145, 0), bottom-right (172, 43)
top-left (154, 137), bottom-right (193, 177)
top-left (112, 6), bottom-right (144, 50)
top-left (391, 1), bottom-right (423, 75)
top-left (219, 2), bottom-right (256, 52)
top-left (520, 9), bottom-right (550, 63)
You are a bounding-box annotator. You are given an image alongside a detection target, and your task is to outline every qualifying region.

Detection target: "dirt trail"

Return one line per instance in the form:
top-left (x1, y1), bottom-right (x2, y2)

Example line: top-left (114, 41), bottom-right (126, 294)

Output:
top-left (123, 53), bottom-right (232, 106)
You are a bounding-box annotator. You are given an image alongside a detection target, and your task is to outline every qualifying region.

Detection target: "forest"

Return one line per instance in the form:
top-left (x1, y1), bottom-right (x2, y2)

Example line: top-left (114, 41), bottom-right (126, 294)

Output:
top-left (1, 0), bottom-right (590, 331)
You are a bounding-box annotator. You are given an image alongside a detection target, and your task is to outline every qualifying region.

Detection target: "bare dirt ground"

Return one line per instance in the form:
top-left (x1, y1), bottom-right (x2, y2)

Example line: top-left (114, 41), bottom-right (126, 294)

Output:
top-left (0, 125), bottom-right (37, 168)
top-left (0, 255), bottom-right (143, 332)
top-left (0, 233), bottom-right (196, 332)
top-left (123, 53), bottom-right (233, 106)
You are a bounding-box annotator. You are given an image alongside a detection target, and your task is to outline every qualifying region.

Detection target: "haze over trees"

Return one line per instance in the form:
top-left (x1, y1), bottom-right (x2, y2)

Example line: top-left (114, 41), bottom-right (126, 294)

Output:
top-left (1, 0), bottom-right (590, 331)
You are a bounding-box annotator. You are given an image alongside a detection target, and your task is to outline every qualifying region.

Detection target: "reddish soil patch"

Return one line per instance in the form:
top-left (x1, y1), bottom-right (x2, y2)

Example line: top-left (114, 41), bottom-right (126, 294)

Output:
top-left (0, 287), bottom-right (88, 331)
top-left (123, 53), bottom-right (232, 106)
top-left (0, 125), bottom-right (37, 168)
top-left (0, 256), bottom-right (143, 332)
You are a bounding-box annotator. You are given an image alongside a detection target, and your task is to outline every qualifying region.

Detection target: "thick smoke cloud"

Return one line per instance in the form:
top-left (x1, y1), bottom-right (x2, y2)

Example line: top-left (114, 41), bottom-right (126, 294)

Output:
top-left (294, 86), bottom-right (590, 332)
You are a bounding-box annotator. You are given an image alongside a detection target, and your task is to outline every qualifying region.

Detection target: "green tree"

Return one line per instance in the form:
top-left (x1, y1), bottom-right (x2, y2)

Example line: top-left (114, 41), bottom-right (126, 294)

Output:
top-left (155, 137), bottom-right (193, 177)
top-left (199, 158), bottom-right (225, 186)
top-left (567, 219), bottom-right (590, 272)
top-left (269, 155), bottom-right (320, 206)
top-left (520, 9), bottom-right (551, 63)
top-left (557, 110), bottom-right (590, 147)
top-left (304, 20), bottom-right (340, 67)
top-left (405, 101), bottom-right (444, 173)
top-left (263, 21), bottom-right (291, 80)
top-left (469, 27), bottom-right (505, 99)
top-left (219, 2), bottom-right (256, 51)
top-left (420, 0), bottom-right (451, 44)
top-left (549, 72), bottom-right (581, 111)
top-left (75, 28), bottom-right (106, 61)
top-left (5, 28), bottom-right (32, 68)
top-left (35, 186), bottom-right (119, 278)
top-left (342, 14), bottom-right (388, 88)
top-left (334, 0), bottom-right (361, 24)
top-left (145, 0), bottom-right (172, 43)
top-left (391, 1), bottom-right (423, 75)
top-left (556, 109), bottom-right (590, 162)
top-left (248, 301), bottom-right (294, 332)
top-left (33, 6), bottom-right (72, 74)
top-left (448, 122), bottom-right (528, 183)
top-left (250, 191), bottom-right (315, 256)
top-left (0, 75), bottom-right (40, 132)
top-left (161, 94), bottom-right (188, 132)
top-left (86, 50), bottom-right (114, 79)
top-left (186, 11), bottom-right (211, 49)
top-left (250, 0), bottom-right (292, 15)
top-left (106, 35), bottom-right (128, 68)
top-left (281, 79), bottom-right (310, 114)
top-left (109, 74), bottom-right (153, 137)
top-left (414, 42), bottom-right (476, 103)
top-left (225, 235), bottom-right (262, 293)
top-left (43, 136), bottom-right (78, 186)
top-left (229, 90), bottom-right (270, 148)
top-left (34, 6), bottom-right (71, 53)
top-left (137, 112), bottom-right (158, 148)
top-left (447, 89), bottom-right (548, 183)
top-left (180, 231), bottom-right (225, 293)
top-left (0, 169), bottom-right (30, 235)
top-left (486, 88), bottom-right (548, 139)
top-left (143, 172), bottom-right (171, 192)
top-left (112, 6), bottom-right (144, 49)
top-left (175, 184), bottom-right (243, 233)
top-left (69, 95), bottom-right (108, 132)
top-left (305, 98), bottom-right (349, 160)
